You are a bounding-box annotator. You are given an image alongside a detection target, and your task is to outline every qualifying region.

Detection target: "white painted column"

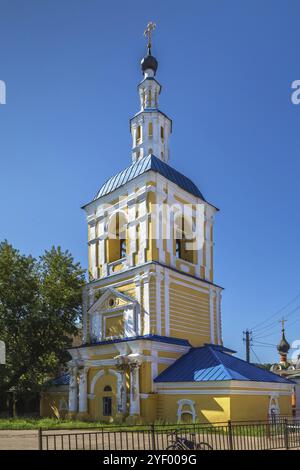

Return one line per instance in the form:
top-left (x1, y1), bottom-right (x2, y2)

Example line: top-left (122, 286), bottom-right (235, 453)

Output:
top-left (78, 367), bottom-right (88, 414)
top-left (142, 274), bottom-right (150, 335)
top-left (216, 291), bottom-right (222, 345)
top-left (129, 362), bottom-right (141, 416)
top-left (82, 288), bottom-right (88, 344)
top-left (164, 270), bottom-right (170, 336)
top-left (156, 270), bottom-right (163, 335)
top-left (209, 288), bottom-right (216, 344)
top-left (138, 194), bottom-right (148, 264)
top-left (128, 198), bottom-right (137, 267)
top-left (117, 368), bottom-right (127, 415)
top-left (134, 276), bottom-right (142, 336)
top-left (204, 216), bottom-right (212, 281)
top-left (68, 366), bottom-right (78, 414)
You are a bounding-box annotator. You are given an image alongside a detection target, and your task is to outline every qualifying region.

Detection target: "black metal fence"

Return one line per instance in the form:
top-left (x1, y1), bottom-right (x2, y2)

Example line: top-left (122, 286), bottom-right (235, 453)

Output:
top-left (38, 417), bottom-right (300, 450)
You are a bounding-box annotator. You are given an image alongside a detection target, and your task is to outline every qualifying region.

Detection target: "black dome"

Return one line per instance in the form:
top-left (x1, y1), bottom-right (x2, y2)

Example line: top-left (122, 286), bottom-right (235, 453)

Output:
top-left (141, 53), bottom-right (158, 74)
top-left (277, 332), bottom-right (290, 354)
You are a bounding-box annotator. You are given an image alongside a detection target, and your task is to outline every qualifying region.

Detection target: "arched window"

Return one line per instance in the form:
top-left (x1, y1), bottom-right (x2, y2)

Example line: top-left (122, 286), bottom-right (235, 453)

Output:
top-left (174, 215), bottom-right (194, 264)
top-left (148, 122), bottom-right (153, 138)
top-left (104, 385), bottom-right (112, 392)
top-left (107, 212), bottom-right (127, 263)
top-left (148, 89), bottom-right (152, 107)
top-left (160, 126), bottom-right (164, 142)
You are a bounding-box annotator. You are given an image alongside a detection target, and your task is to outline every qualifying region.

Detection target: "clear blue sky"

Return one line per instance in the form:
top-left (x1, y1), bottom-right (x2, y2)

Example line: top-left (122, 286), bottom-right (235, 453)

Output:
top-left (1, 0), bottom-right (300, 363)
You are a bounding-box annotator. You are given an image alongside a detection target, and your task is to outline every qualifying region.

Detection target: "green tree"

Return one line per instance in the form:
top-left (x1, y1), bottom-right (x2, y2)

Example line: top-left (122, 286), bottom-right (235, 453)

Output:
top-left (0, 241), bottom-right (85, 412)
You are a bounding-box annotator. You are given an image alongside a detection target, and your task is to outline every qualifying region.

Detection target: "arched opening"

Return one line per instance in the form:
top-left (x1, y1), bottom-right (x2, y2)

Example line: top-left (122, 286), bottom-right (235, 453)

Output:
top-left (148, 122), bottom-right (153, 138)
top-left (174, 215), bottom-right (195, 264)
top-left (104, 385), bottom-right (112, 392)
top-left (107, 212), bottom-right (127, 263)
top-left (136, 125), bottom-right (142, 145)
top-left (160, 126), bottom-right (164, 142)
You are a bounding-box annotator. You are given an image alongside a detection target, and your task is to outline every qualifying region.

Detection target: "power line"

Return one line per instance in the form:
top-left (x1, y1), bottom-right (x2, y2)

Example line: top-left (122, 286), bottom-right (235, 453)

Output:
top-left (251, 304), bottom-right (300, 336)
top-left (251, 347), bottom-right (262, 364)
top-left (250, 292), bottom-right (300, 332)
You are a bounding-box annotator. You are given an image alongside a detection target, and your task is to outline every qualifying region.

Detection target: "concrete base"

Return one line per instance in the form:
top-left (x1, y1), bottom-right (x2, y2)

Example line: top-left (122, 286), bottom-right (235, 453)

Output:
top-left (125, 414), bottom-right (143, 425)
top-left (76, 412), bottom-right (90, 421)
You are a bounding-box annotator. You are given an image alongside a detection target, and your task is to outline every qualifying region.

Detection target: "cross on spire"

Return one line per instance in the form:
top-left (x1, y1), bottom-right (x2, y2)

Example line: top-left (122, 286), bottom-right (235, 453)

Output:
top-left (144, 22), bottom-right (156, 53)
top-left (280, 318), bottom-right (286, 331)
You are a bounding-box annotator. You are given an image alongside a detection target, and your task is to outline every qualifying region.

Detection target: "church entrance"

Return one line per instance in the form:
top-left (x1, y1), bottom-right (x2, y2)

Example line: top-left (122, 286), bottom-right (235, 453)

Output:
top-left (103, 396), bottom-right (112, 416)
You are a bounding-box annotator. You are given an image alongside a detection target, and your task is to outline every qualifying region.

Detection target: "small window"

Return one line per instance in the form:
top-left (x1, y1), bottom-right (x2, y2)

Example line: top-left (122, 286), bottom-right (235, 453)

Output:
top-left (148, 122), bottom-right (153, 138)
top-left (160, 126), bottom-right (164, 142)
top-left (148, 89), bottom-right (152, 107)
top-left (120, 239), bottom-right (126, 258)
top-left (175, 239), bottom-right (181, 259)
top-left (104, 385), bottom-right (112, 392)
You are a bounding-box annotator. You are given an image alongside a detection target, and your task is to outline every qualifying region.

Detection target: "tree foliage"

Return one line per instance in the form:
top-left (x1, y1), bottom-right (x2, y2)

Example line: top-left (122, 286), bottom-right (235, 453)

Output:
top-left (0, 241), bottom-right (85, 397)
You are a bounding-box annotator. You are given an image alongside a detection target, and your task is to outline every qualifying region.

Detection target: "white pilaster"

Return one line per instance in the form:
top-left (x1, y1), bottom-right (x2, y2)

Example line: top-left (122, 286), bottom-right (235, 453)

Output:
top-left (134, 276), bottom-right (142, 335)
top-left (142, 275), bottom-right (150, 335)
top-left (129, 362), bottom-right (141, 416)
top-left (209, 287), bottom-right (216, 344)
top-left (68, 366), bottom-right (78, 414)
top-left (164, 270), bottom-right (170, 336)
top-left (78, 367), bottom-right (88, 414)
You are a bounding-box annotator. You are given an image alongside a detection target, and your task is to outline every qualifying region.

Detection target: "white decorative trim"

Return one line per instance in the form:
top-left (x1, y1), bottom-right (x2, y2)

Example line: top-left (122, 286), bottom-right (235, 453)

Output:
top-left (158, 389), bottom-right (292, 396)
top-left (89, 369), bottom-right (105, 395)
top-left (177, 399), bottom-right (196, 422)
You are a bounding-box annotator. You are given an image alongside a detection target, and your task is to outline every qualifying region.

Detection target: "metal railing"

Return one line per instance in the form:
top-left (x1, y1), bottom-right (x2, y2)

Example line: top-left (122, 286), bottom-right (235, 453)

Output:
top-left (37, 417), bottom-right (300, 451)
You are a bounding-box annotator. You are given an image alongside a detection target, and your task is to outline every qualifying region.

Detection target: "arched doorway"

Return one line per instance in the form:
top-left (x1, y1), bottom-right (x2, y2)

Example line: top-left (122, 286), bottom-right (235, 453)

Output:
top-left (103, 386), bottom-right (113, 417)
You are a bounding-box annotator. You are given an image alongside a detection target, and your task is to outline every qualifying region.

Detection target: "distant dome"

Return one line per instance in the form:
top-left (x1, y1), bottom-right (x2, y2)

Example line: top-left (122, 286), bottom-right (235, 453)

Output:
top-left (277, 331), bottom-right (290, 354)
top-left (141, 53), bottom-right (158, 75)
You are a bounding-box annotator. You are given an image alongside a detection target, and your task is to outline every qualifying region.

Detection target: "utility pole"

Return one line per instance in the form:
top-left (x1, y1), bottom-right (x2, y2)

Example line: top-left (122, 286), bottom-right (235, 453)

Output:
top-left (243, 330), bottom-right (252, 363)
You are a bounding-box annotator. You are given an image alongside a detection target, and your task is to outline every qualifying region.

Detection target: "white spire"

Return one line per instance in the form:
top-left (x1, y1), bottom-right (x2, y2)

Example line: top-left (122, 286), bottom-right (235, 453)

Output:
top-left (130, 24), bottom-right (172, 164)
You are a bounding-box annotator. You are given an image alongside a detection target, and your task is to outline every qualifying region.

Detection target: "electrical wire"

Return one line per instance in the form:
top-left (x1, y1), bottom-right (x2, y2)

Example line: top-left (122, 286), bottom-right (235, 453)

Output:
top-left (250, 292), bottom-right (300, 332)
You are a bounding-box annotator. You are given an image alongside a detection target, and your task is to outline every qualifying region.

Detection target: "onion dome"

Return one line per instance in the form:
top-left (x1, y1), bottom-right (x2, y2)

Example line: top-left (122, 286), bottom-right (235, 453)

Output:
top-left (141, 52), bottom-right (158, 75)
top-left (277, 329), bottom-right (290, 355)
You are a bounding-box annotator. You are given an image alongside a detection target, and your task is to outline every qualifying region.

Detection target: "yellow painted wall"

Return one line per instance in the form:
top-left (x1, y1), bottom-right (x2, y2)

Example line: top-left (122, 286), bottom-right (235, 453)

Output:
top-left (230, 394), bottom-right (292, 422)
top-left (168, 278), bottom-right (211, 346)
top-left (157, 394), bottom-right (230, 424)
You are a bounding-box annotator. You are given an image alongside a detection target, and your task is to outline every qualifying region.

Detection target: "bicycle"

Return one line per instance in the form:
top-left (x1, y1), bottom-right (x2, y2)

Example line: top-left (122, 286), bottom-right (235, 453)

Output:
top-left (166, 431), bottom-right (213, 450)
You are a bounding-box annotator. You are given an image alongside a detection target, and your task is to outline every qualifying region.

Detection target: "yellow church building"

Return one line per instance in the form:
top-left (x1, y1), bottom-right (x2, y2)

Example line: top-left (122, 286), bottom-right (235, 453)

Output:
top-left (41, 26), bottom-right (293, 424)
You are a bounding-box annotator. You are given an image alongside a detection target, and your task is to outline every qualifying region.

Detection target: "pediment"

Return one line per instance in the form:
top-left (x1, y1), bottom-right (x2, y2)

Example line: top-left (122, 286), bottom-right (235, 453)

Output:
top-left (88, 287), bottom-right (136, 314)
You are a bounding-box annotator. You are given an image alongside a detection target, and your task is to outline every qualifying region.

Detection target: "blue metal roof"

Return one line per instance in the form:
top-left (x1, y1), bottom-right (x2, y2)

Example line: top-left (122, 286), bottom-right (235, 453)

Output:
top-left (47, 373), bottom-right (70, 386)
top-left (70, 334), bottom-right (191, 349)
top-left (154, 344), bottom-right (293, 384)
top-left (92, 154), bottom-right (205, 201)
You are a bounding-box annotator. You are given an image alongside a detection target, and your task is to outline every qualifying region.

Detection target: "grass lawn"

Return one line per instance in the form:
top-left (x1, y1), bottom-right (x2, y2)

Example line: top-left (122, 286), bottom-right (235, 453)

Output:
top-left (0, 418), bottom-right (126, 430)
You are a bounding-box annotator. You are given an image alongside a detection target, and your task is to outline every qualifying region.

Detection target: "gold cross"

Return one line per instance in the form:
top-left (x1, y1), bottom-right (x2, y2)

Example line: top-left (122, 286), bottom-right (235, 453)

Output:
top-left (280, 318), bottom-right (286, 330)
top-left (144, 22), bottom-right (156, 51)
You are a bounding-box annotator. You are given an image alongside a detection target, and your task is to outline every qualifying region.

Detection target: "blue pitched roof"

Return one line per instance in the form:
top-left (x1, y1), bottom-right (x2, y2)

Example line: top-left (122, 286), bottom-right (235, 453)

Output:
top-left (154, 344), bottom-right (293, 384)
top-left (92, 154), bottom-right (205, 202)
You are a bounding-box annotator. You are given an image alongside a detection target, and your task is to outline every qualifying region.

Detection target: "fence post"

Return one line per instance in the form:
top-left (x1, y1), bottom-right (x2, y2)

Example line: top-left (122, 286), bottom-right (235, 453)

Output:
top-left (227, 420), bottom-right (233, 450)
top-left (38, 427), bottom-right (43, 451)
top-left (283, 418), bottom-right (289, 450)
top-left (151, 423), bottom-right (156, 451)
